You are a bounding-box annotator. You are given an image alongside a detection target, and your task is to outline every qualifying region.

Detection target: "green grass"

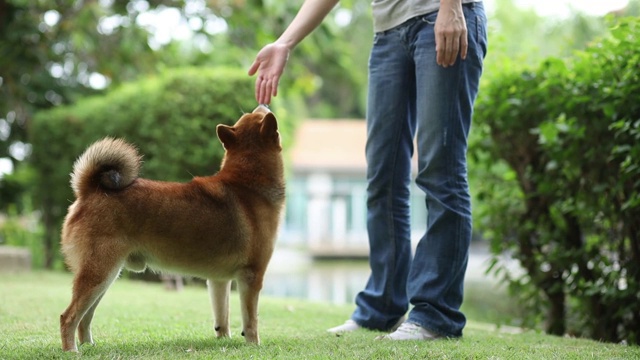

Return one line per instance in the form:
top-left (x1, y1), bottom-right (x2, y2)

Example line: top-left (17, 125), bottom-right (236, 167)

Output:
top-left (0, 272), bottom-right (638, 359)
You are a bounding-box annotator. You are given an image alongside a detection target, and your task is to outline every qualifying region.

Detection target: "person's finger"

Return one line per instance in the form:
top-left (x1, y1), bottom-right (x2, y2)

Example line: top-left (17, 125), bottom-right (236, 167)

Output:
top-left (460, 32), bottom-right (468, 60)
top-left (442, 36), bottom-right (451, 66)
top-left (262, 86), bottom-right (271, 105)
top-left (436, 32), bottom-right (446, 66)
top-left (248, 59), bottom-right (260, 76)
top-left (258, 77), bottom-right (270, 105)
top-left (264, 79), bottom-right (273, 105)
top-left (448, 36), bottom-right (460, 66)
top-left (262, 77), bottom-right (275, 105)
top-left (442, 35), bottom-right (453, 67)
top-left (255, 75), bottom-right (263, 103)
top-left (270, 77), bottom-right (279, 99)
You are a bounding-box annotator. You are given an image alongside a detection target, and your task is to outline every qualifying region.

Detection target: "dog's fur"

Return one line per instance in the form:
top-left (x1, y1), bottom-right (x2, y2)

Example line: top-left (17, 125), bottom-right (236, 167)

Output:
top-left (59, 106), bottom-right (285, 351)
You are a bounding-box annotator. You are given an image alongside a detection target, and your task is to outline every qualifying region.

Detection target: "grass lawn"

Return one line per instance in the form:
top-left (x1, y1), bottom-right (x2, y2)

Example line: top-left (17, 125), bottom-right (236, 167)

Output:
top-left (0, 271), bottom-right (638, 359)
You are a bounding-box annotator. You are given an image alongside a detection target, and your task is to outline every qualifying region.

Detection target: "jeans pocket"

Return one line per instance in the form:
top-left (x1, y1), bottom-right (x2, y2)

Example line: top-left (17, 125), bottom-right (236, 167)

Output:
top-left (474, 14), bottom-right (488, 61)
top-left (420, 13), bottom-right (437, 25)
top-left (373, 32), bottom-right (382, 45)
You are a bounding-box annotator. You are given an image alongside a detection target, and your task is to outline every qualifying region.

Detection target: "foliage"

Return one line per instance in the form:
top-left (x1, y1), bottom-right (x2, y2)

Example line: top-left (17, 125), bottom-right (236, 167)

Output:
top-left (29, 67), bottom-right (297, 269)
top-left (487, 0), bottom-right (608, 63)
top-left (0, 0), bottom-right (371, 213)
top-left (0, 203), bottom-right (45, 267)
top-left (0, 0), bottom-right (178, 217)
top-left (471, 17), bottom-right (640, 344)
top-left (0, 0), bottom-right (167, 150)
top-left (204, 0), bottom-right (372, 119)
top-left (2, 271), bottom-right (640, 359)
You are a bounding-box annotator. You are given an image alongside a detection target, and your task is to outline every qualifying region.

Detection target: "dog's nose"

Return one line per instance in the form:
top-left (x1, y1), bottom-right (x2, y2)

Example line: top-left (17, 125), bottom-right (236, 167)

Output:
top-left (253, 104), bottom-right (271, 114)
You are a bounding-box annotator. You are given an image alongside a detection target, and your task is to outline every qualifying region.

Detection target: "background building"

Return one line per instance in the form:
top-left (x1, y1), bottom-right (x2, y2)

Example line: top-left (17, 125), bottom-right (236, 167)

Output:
top-left (281, 119), bottom-right (426, 257)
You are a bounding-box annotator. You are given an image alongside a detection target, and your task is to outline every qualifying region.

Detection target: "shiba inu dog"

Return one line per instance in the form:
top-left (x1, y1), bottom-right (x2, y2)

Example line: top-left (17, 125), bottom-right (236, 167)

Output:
top-left (59, 105), bottom-right (285, 351)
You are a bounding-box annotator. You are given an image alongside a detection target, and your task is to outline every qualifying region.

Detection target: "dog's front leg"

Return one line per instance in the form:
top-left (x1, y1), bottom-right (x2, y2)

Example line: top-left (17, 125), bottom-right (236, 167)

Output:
top-left (207, 279), bottom-right (231, 338)
top-left (236, 269), bottom-right (263, 345)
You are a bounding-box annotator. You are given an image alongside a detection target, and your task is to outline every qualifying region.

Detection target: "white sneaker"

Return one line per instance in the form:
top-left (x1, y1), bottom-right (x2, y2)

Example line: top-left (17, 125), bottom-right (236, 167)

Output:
top-left (327, 319), bottom-right (361, 334)
top-left (327, 316), bottom-right (406, 335)
top-left (375, 322), bottom-right (441, 341)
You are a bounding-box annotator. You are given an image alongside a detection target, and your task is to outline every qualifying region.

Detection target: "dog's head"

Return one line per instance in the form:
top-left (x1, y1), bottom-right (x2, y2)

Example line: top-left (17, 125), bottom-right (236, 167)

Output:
top-left (216, 105), bottom-right (281, 153)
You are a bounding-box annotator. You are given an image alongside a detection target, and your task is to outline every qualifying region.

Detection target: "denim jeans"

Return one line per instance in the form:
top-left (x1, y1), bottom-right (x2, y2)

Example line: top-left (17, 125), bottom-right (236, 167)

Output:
top-left (351, 2), bottom-right (488, 338)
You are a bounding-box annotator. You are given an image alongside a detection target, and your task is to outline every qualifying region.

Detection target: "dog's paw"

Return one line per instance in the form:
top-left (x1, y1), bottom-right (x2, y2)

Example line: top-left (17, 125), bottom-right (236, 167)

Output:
top-left (214, 326), bottom-right (231, 338)
top-left (241, 330), bottom-right (260, 345)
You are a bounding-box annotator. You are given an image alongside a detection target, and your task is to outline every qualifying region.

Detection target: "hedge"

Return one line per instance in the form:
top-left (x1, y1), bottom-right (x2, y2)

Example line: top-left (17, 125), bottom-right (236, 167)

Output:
top-left (471, 17), bottom-right (640, 344)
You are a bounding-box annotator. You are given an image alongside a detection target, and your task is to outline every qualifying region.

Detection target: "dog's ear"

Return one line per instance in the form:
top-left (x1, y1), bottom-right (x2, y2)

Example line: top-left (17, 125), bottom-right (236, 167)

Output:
top-left (216, 124), bottom-right (236, 149)
top-left (260, 113), bottom-right (279, 143)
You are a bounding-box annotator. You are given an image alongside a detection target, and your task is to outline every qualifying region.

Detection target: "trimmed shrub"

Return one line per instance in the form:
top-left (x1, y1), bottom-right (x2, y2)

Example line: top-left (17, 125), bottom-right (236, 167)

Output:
top-left (471, 18), bottom-right (640, 344)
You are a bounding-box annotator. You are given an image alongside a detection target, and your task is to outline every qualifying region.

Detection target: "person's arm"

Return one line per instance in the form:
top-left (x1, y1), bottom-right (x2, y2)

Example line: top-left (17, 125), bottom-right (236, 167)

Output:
top-left (435, 0), bottom-right (468, 67)
top-left (248, 0), bottom-right (339, 104)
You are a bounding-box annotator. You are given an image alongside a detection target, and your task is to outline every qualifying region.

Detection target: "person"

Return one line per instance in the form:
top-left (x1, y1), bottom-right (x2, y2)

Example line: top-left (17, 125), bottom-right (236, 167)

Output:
top-left (249, 0), bottom-right (488, 341)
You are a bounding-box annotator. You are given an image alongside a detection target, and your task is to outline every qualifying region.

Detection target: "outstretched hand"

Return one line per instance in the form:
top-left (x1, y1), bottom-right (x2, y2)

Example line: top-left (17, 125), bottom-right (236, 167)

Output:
top-left (248, 43), bottom-right (291, 105)
top-left (434, 2), bottom-right (468, 67)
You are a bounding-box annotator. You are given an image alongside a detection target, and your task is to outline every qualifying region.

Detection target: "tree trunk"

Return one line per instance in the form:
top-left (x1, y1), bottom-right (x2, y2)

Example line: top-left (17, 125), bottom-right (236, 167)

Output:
top-left (545, 286), bottom-right (566, 336)
top-left (42, 197), bottom-right (55, 269)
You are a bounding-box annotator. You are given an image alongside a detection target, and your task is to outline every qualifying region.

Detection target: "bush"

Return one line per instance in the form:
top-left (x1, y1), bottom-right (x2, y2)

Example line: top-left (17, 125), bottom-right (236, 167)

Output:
top-left (30, 67), bottom-right (296, 269)
top-left (471, 17), bottom-right (640, 344)
top-left (0, 203), bottom-right (45, 268)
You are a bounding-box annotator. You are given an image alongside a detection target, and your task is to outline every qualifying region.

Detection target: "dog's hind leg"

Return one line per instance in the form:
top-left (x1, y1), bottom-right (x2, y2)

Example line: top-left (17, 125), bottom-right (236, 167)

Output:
top-left (60, 260), bottom-right (122, 352)
top-left (207, 279), bottom-right (231, 338)
top-left (236, 269), bottom-right (264, 345)
top-left (77, 293), bottom-right (104, 346)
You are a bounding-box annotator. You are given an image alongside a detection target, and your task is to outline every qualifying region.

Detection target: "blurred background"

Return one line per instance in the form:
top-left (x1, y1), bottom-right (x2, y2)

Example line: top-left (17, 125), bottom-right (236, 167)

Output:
top-left (1, 0), bottom-right (639, 345)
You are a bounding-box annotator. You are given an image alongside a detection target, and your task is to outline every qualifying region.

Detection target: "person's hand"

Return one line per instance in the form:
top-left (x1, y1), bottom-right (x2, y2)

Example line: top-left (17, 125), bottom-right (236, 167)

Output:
top-left (434, 2), bottom-right (467, 67)
top-left (248, 43), bottom-right (290, 105)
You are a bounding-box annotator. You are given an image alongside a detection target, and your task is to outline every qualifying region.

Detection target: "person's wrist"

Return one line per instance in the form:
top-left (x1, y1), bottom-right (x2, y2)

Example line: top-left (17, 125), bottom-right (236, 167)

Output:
top-left (439, 0), bottom-right (463, 12)
top-left (274, 37), bottom-right (296, 52)
top-left (439, 0), bottom-right (462, 6)
top-left (270, 41), bottom-right (292, 65)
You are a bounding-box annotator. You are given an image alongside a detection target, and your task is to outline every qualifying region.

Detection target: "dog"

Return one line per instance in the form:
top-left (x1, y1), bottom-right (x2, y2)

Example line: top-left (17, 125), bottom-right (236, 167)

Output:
top-left (59, 105), bottom-right (285, 351)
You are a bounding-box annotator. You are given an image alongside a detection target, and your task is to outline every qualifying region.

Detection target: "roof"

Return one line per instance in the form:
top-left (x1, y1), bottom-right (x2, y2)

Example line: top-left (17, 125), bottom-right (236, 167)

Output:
top-left (290, 119), bottom-right (367, 174)
top-left (290, 119), bottom-right (419, 175)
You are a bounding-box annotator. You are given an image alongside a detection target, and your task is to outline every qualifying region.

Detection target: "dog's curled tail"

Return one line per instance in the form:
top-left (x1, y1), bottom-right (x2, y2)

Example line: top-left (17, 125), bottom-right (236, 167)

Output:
top-left (70, 137), bottom-right (142, 198)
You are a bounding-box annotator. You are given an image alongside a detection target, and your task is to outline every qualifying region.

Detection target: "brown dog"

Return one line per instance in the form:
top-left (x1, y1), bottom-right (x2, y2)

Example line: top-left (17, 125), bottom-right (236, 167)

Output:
top-left (59, 105), bottom-right (285, 351)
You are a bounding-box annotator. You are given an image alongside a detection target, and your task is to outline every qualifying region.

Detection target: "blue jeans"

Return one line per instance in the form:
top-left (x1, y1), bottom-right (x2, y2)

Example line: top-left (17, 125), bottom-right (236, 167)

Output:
top-left (351, 2), bottom-right (488, 338)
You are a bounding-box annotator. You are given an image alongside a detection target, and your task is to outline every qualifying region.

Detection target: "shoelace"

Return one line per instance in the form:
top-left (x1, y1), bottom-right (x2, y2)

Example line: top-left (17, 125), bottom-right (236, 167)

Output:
top-left (395, 322), bottom-right (422, 334)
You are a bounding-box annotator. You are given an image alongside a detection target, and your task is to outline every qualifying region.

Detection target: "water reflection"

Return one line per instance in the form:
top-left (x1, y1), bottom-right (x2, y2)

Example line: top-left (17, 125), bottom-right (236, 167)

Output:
top-left (262, 245), bottom-right (497, 305)
top-left (263, 250), bottom-right (370, 304)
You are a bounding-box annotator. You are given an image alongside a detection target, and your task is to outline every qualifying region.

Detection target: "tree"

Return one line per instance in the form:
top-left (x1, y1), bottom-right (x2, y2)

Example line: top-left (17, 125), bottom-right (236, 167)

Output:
top-left (0, 0), bottom-right (169, 211)
top-left (0, 0), bottom-right (372, 212)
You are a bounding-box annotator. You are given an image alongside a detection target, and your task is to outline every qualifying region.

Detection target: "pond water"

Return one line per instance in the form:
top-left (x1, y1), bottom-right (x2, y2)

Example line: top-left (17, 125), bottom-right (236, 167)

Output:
top-left (261, 245), bottom-right (498, 305)
top-left (263, 249), bottom-right (370, 305)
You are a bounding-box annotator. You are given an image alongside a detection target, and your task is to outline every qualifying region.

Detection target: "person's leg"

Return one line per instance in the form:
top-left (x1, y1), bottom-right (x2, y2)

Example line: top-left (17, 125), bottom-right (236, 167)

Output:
top-left (402, 3), bottom-right (488, 339)
top-left (351, 21), bottom-right (417, 331)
